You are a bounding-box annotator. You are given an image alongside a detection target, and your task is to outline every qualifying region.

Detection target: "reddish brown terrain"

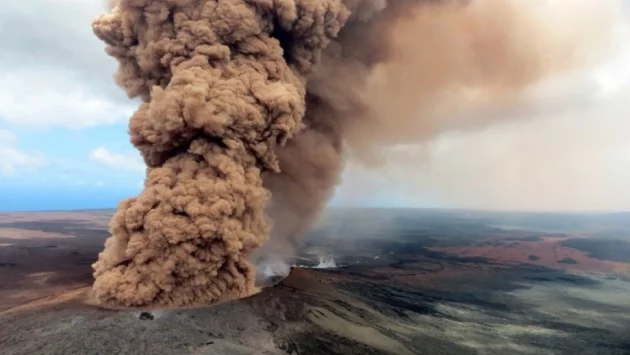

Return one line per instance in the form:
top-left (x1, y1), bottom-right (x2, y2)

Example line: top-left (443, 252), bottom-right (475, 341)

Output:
top-left (0, 211), bottom-right (111, 312)
top-left (429, 236), bottom-right (630, 275)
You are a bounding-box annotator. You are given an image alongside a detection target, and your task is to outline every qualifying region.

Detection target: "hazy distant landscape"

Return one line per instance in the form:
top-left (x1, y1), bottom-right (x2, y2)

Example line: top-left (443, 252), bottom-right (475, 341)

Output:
top-left (0, 208), bottom-right (629, 354)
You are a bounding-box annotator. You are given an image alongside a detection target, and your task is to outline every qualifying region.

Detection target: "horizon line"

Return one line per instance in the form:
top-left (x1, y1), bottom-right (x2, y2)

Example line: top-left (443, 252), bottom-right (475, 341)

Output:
top-left (1, 206), bottom-right (629, 215)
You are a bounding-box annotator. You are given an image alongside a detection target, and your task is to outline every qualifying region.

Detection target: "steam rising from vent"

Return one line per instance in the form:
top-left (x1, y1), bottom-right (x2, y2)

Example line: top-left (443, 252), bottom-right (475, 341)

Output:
top-left (313, 256), bottom-right (338, 269)
top-left (259, 257), bottom-right (291, 280)
top-left (91, 0), bottom-right (616, 308)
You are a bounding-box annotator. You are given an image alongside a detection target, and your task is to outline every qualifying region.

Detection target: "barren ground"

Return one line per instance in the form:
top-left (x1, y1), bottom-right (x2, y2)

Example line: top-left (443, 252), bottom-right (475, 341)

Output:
top-left (0, 209), bottom-right (629, 355)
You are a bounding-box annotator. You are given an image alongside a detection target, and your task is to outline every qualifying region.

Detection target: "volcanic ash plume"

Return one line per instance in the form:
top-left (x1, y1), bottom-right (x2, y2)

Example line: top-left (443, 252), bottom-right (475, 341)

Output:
top-left (91, 0), bottom-right (349, 308)
top-left (92, 0), bottom-right (611, 308)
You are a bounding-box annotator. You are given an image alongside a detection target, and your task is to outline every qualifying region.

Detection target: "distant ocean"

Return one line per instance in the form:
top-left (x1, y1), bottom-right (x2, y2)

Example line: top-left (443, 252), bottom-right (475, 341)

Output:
top-left (0, 186), bottom-right (141, 211)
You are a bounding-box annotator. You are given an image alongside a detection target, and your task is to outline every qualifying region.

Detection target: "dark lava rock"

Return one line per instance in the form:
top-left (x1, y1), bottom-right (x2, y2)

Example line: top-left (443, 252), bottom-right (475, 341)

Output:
top-left (557, 258), bottom-right (579, 264)
top-left (139, 312), bottom-right (154, 321)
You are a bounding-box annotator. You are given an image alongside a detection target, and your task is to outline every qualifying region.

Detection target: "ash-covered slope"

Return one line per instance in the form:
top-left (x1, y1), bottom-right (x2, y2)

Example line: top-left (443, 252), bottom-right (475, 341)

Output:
top-left (2, 264), bottom-right (630, 355)
top-left (0, 267), bottom-right (419, 355)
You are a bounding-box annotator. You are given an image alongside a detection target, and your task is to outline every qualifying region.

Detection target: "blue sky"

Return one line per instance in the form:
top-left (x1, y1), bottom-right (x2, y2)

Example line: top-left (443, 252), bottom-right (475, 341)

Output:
top-left (0, 120), bottom-right (143, 210)
top-left (1, 1), bottom-right (630, 211)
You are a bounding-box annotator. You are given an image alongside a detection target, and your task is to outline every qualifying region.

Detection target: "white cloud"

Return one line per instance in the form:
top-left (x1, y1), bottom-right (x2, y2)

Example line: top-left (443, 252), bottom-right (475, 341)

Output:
top-left (0, 0), bottom-right (137, 129)
top-left (0, 69), bottom-right (135, 129)
top-left (0, 130), bottom-right (46, 176)
top-left (89, 146), bottom-right (145, 172)
top-left (0, 129), bottom-right (16, 144)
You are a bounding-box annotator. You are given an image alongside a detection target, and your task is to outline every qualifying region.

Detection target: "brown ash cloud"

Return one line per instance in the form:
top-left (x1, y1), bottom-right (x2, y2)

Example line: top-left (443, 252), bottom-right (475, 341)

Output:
top-left (92, 0), bottom-right (610, 308)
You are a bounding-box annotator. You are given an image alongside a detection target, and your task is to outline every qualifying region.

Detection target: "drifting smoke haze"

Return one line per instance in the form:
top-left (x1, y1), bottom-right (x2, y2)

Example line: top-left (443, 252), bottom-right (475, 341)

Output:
top-left (92, 0), bottom-right (619, 308)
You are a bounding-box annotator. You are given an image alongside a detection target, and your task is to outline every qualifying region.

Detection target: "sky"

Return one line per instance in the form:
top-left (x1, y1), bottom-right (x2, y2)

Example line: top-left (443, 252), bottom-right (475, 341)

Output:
top-left (1, 0), bottom-right (629, 212)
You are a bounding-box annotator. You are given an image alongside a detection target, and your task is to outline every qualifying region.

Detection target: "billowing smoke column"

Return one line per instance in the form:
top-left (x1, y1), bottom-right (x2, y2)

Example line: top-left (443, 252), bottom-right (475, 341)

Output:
top-left (92, 0), bottom-right (608, 308)
top-left (92, 0), bottom-right (350, 307)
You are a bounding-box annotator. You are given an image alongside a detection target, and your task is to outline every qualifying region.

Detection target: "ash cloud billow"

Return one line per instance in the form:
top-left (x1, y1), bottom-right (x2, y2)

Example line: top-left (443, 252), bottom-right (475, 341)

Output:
top-left (92, 0), bottom-right (614, 308)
